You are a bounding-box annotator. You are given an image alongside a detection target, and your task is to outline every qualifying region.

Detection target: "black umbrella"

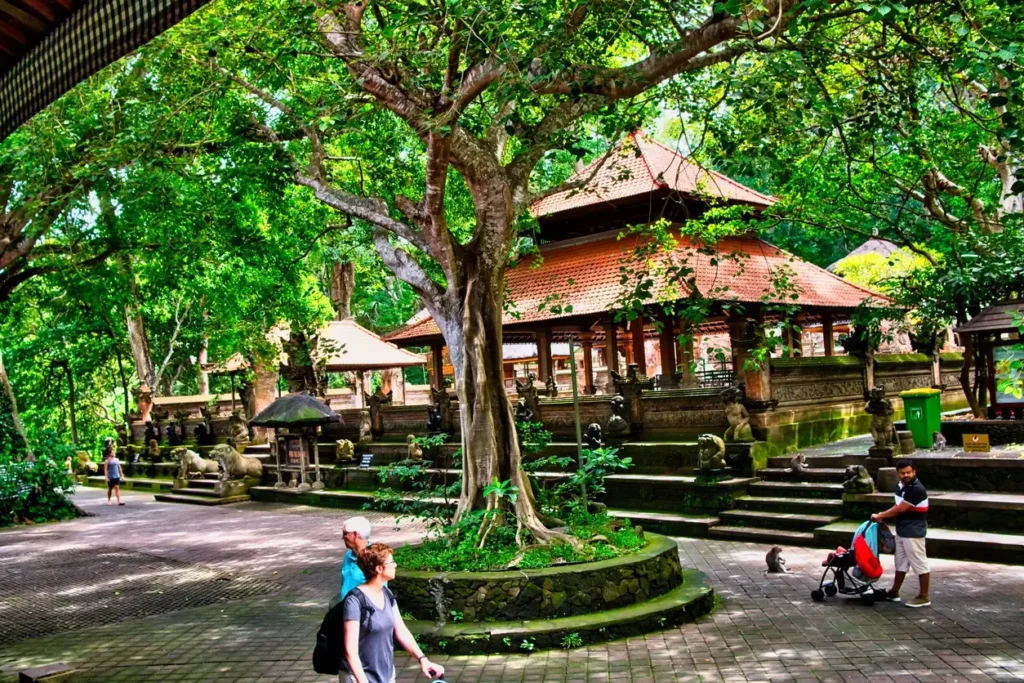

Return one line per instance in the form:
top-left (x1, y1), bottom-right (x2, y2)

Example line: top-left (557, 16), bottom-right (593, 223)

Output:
top-left (249, 392), bottom-right (340, 427)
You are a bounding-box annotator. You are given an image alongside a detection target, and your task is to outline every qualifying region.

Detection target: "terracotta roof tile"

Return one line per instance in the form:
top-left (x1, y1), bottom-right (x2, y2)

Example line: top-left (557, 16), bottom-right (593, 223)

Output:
top-left (531, 133), bottom-right (775, 217)
top-left (386, 232), bottom-right (887, 343)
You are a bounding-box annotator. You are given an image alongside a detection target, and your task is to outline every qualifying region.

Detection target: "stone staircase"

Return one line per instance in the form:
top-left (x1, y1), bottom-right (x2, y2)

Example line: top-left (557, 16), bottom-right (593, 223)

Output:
top-left (153, 473), bottom-right (251, 506)
top-left (706, 455), bottom-right (862, 545)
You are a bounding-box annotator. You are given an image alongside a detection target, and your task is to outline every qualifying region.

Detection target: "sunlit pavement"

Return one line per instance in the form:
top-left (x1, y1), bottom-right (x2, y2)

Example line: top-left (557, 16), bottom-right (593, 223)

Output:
top-left (2, 487), bottom-right (1023, 682)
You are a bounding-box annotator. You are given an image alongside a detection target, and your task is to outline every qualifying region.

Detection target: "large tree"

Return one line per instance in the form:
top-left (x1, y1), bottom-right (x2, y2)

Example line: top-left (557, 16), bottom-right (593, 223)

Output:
top-left (139, 0), bottom-right (899, 542)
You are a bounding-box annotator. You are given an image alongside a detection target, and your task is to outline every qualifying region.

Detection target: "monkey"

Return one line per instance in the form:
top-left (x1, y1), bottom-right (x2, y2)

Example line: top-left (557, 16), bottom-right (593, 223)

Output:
top-left (764, 545), bottom-right (789, 575)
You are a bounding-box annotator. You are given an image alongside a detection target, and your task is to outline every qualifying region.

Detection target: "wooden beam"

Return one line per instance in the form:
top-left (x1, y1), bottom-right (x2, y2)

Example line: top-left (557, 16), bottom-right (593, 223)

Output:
top-left (16, 0), bottom-right (60, 23)
top-left (0, 17), bottom-right (31, 47)
top-left (0, 1), bottom-right (49, 33)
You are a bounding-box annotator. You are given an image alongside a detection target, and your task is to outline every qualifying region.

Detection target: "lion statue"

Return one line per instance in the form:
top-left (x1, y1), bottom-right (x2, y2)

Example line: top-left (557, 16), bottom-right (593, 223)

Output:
top-left (212, 444), bottom-right (263, 481)
top-left (721, 386), bottom-right (754, 442)
top-left (173, 447), bottom-right (219, 480)
top-left (697, 433), bottom-right (727, 470)
top-left (336, 439), bottom-right (355, 461)
top-left (74, 450), bottom-right (98, 475)
top-left (842, 465), bottom-right (875, 494)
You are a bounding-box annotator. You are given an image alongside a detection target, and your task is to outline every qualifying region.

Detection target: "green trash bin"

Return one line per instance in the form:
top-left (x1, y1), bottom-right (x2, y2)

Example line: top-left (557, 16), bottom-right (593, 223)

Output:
top-left (900, 388), bottom-right (943, 449)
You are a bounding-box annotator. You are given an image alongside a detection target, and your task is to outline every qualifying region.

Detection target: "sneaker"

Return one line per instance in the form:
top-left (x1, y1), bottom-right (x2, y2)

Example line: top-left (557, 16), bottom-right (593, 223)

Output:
top-left (906, 596), bottom-right (931, 608)
top-left (884, 590), bottom-right (901, 602)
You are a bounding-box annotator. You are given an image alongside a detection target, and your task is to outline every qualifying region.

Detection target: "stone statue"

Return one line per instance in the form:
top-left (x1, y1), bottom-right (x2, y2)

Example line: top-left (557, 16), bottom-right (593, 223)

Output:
top-left (147, 439), bottom-right (161, 460)
top-left (426, 404), bottom-right (443, 433)
top-left (611, 364), bottom-right (654, 433)
top-left (515, 374), bottom-right (541, 422)
top-left (213, 443), bottom-right (263, 481)
top-left (764, 546), bottom-right (789, 574)
top-left (545, 375), bottom-right (558, 398)
top-left (336, 439), bottom-right (355, 461)
top-left (429, 386), bottom-right (454, 433)
top-left (193, 422), bottom-right (214, 446)
top-left (74, 450), bottom-right (97, 475)
top-left (721, 386), bottom-right (754, 442)
top-left (513, 397), bottom-right (534, 422)
top-left (65, 456), bottom-right (73, 474)
top-left (166, 423), bottom-right (183, 447)
top-left (584, 423), bottom-right (603, 451)
top-left (606, 395), bottom-right (629, 435)
top-left (865, 386), bottom-right (899, 452)
top-left (229, 410), bottom-right (249, 445)
top-left (173, 447), bottom-right (219, 480)
top-left (367, 389), bottom-right (392, 440)
top-left (358, 410), bottom-right (372, 444)
top-left (144, 421), bottom-right (159, 446)
top-left (789, 453), bottom-right (809, 473)
top-left (931, 431), bottom-right (947, 451)
top-left (407, 434), bottom-right (423, 462)
top-left (842, 465), bottom-right (875, 494)
top-left (697, 433), bottom-right (727, 470)
top-left (115, 422), bottom-right (129, 447)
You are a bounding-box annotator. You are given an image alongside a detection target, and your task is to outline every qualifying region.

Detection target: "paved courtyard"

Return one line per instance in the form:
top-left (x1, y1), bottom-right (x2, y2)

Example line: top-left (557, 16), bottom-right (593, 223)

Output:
top-left (2, 488), bottom-right (1024, 682)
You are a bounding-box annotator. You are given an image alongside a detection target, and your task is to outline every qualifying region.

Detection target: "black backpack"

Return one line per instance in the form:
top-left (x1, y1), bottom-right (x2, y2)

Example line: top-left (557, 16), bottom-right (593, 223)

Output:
top-left (312, 587), bottom-right (395, 675)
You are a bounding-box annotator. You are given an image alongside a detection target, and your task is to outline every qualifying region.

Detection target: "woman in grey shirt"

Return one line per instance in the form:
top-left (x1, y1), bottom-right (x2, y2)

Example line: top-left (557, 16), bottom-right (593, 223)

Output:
top-left (341, 543), bottom-right (443, 683)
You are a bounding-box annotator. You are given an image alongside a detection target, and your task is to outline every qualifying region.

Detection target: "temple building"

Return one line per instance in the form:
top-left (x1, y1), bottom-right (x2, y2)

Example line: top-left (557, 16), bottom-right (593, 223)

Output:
top-left (386, 133), bottom-right (887, 405)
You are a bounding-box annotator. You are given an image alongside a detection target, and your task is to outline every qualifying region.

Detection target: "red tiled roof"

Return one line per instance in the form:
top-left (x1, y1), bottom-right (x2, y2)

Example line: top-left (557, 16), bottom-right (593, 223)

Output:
top-left (386, 232), bottom-right (887, 343)
top-left (530, 133), bottom-right (776, 217)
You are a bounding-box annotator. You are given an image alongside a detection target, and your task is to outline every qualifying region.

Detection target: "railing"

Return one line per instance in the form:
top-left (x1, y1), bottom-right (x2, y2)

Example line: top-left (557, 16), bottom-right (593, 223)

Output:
top-left (697, 369), bottom-right (736, 388)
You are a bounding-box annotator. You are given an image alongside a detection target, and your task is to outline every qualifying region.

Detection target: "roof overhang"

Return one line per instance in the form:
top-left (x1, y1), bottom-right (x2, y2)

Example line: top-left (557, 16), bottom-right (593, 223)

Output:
top-left (1, 0), bottom-right (211, 141)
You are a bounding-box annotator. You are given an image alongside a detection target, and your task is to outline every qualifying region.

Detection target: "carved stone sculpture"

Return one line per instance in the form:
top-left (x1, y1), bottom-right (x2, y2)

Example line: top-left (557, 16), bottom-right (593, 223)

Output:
top-left (144, 421), bottom-right (159, 446)
top-left (229, 410), bottom-right (249, 445)
top-left (358, 410), bottom-right (373, 444)
top-left (842, 465), bottom-right (875, 494)
top-left (193, 422), bottom-right (214, 446)
top-left (115, 423), bottom-right (129, 447)
top-left (545, 375), bottom-right (558, 398)
top-left (515, 374), bottom-right (541, 423)
top-left (147, 439), bottom-right (161, 460)
top-left (789, 453), bottom-right (809, 473)
top-left (611, 364), bottom-right (654, 433)
top-left (213, 443), bottom-right (263, 481)
top-left (865, 386), bottom-right (899, 452)
top-left (426, 404), bottom-right (443, 433)
top-left (606, 395), bottom-right (629, 436)
top-left (407, 434), bottom-right (423, 462)
top-left (584, 423), bottom-right (603, 451)
top-left (336, 439), bottom-right (355, 461)
top-left (721, 386), bottom-right (754, 442)
top-left (697, 433), bottom-right (727, 470)
top-left (166, 423), bottom-right (183, 447)
top-left (429, 386), bottom-right (454, 433)
top-left (74, 450), bottom-right (98, 475)
top-left (173, 447), bottom-right (219, 480)
top-left (368, 389), bottom-right (392, 440)
top-left (513, 397), bottom-right (534, 423)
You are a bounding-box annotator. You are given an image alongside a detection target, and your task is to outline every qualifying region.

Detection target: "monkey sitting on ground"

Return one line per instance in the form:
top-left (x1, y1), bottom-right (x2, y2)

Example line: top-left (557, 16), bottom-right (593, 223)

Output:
top-left (764, 545), bottom-right (790, 576)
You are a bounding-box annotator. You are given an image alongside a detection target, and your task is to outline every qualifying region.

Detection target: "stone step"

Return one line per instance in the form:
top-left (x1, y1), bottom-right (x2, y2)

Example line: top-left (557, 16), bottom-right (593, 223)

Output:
top-left (815, 522), bottom-right (1024, 565)
top-left (767, 454), bottom-right (870, 469)
top-left (759, 467), bottom-right (849, 482)
top-left (170, 487), bottom-right (223, 498)
top-left (85, 476), bottom-right (174, 492)
top-left (735, 496), bottom-right (843, 515)
top-left (718, 509), bottom-right (839, 532)
top-left (153, 493), bottom-right (250, 506)
top-left (748, 481), bottom-right (845, 499)
top-left (406, 568), bottom-right (713, 653)
top-left (708, 525), bottom-right (817, 546)
top-left (608, 509), bottom-right (718, 538)
top-left (185, 478), bottom-right (218, 489)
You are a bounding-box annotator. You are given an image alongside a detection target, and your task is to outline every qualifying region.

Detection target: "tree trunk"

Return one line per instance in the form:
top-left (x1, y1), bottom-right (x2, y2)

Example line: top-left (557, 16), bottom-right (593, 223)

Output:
top-left (443, 251), bottom-right (567, 545)
top-left (198, 335), bottom-right (210, 395)
top-left (63, 362), bottom-right (78, 445)
top-left (0, 350), bottom-right (31, 460)
top-left (330, 261), bottom-right (355, 320)
top-left (125, 306), bottom-right (157, 392)
top-left (960, 335), bottom-right (982, 417)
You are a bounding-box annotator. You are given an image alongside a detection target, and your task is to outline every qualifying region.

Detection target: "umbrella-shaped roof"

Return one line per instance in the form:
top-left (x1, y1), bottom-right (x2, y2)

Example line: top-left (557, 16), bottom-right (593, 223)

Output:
top-left (249, 393), bottom-right (340, 427)
top-left (315, 319), bottom-right (425, 371)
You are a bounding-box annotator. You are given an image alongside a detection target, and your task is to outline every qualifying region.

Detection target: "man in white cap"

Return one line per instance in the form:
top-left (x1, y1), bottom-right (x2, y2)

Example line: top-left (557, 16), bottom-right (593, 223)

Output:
top-left (339, 516), bottom-right (373, 603)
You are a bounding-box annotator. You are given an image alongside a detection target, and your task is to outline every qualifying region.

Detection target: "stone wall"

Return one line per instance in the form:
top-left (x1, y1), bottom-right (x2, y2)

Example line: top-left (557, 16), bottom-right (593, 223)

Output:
top-left (903, 456), bottom-right (1024, 493)
top-left (391, 534), bottom-right (683, 622)
top-left (921, 420), bottom-right (1024, 447)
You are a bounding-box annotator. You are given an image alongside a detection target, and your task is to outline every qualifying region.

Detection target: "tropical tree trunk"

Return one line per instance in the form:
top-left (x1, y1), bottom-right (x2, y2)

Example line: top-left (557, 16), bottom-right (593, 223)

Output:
top-left (0, 350), bottom-right (31, 460)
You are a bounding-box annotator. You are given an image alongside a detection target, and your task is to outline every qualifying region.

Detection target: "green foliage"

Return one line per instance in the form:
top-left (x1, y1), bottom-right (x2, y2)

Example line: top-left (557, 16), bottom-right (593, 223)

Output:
top-left (996, 313), bottom-right (1024, 400)
top-left (0, 434), bottom-right (78, 526)
top-left (560, 632), bottom-right (584, 649)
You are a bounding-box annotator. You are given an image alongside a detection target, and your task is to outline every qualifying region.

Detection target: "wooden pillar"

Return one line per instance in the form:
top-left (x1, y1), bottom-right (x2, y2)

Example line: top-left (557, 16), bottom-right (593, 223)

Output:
top-left (822, 311), bottom-right (835, 357)
top-left (536, 328), bottom-right (553, 384)
top-left (602, 322), bottom-right (619, 392)
top-left (728, 308), bottom-right (772, 402)
top-left (785, 321), bottom-right (804, 357)
top-left (580, 332), bottom-right (596, 395)
top-left (429, 343), bottom-right (445, 390)
top-left (630, 315), bottom-right (647, 375)
top-left (657, 310), bottom-right (677, 389)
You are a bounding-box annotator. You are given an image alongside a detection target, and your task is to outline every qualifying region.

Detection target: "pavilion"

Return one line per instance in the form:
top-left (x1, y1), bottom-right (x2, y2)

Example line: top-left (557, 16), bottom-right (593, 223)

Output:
top-left (387, 133), bottom-right (887, 404)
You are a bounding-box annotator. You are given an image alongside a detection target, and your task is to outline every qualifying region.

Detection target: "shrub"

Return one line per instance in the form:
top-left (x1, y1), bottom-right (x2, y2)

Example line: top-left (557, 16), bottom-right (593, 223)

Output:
top-left (0, 432), bottom-right (78, 527)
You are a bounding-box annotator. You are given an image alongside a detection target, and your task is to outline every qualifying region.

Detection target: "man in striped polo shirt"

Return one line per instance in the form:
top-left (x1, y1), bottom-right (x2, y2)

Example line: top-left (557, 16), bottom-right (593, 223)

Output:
top-left (871, 458), bottom-right (931, 608)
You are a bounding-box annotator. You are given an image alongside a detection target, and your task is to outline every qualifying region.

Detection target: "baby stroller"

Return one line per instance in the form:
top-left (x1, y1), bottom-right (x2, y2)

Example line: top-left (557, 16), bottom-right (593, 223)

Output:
top-left (812, 520), bottom-right (895, 605)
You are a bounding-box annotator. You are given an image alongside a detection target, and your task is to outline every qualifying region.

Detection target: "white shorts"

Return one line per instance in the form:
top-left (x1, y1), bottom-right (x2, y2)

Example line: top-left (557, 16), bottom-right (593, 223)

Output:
top-left (894, 534), bottom-right (929, 575)
top-left (339, 671), bottom-right (395, 683)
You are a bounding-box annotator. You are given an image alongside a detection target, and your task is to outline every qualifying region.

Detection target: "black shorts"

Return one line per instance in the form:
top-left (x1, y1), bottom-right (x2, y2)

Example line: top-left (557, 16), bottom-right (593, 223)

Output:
top-left (107, 478), bottom-right (122, 490)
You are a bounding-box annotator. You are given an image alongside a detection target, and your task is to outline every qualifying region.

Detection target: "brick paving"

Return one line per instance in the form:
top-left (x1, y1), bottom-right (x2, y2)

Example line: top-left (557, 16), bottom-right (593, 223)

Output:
top-left (1, 488), bottom-right (1024, 682)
